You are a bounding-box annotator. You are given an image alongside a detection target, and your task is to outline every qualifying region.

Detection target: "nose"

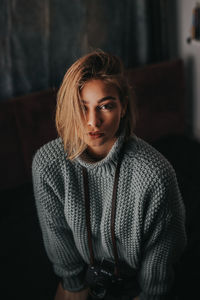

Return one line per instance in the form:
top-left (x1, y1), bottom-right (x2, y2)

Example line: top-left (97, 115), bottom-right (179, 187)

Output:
top-left (87, 109), bottom-right (102, 128)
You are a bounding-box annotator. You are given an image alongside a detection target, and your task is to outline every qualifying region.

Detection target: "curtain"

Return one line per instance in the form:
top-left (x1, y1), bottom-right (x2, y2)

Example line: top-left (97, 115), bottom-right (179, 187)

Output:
top-left (0, 0), bottom-right (170, 101)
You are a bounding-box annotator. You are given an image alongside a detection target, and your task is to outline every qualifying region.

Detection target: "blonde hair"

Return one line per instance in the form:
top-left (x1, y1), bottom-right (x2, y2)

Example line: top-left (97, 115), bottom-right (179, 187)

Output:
top-left (56, 50), bottom-right (137, 159)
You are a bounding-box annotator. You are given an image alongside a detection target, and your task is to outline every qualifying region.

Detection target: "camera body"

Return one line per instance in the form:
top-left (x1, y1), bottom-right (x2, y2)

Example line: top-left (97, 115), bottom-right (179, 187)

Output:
top-left (86, 259), bottom-right (124, 299)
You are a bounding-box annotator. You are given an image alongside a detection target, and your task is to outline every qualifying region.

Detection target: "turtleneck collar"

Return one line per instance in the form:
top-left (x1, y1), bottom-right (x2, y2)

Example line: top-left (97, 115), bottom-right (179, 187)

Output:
top-left (74, 134), bottom-right (125, 177)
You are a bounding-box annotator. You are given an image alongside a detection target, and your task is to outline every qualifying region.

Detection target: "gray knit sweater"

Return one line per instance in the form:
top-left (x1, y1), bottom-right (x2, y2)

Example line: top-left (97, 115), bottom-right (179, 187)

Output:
top-left (32, 135), bottom-right (186, 300)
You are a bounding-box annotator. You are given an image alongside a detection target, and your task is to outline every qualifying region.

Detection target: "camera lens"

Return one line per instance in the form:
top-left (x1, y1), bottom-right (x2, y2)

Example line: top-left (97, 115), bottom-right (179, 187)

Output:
top-left (90, 285), bottom-right (107, 299)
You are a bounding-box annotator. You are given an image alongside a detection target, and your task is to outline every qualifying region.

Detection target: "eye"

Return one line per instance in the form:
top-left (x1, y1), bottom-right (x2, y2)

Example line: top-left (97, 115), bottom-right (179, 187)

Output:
top-left (98, 103), bottom-right (114, 111)
top-left (82, 105), bottom-right (88, 112)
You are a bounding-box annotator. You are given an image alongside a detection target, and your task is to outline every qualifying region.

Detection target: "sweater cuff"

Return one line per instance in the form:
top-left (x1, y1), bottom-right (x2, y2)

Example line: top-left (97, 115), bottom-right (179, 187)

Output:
top-left (61, 268), bottom-right (88, 292)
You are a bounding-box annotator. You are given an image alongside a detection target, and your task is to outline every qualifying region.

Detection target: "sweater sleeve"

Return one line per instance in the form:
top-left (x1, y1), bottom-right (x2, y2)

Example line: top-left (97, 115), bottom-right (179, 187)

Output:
top-left (138, 164), bottom-right (187, 300)
top-left (32, 153), bottom-right (87, 292)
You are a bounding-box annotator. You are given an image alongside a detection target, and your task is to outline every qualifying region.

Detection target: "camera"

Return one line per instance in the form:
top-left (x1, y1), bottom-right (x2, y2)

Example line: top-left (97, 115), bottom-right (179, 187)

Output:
top-left (85, 259), bottom-right (124, 299)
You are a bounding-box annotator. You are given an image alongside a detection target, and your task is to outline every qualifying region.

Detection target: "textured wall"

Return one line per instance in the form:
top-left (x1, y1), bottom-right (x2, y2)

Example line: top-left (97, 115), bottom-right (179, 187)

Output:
top-left (0, 0), bottom-right (168, 101)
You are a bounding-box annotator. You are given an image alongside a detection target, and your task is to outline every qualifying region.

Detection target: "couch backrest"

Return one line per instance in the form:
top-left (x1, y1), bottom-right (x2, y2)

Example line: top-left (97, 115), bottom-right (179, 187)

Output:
top-left (125, 58), bottom-right (186, 141)
top-left (0, 59), bottom-right (186, 190)
top-left (0, 89), bottom-right (57, 189)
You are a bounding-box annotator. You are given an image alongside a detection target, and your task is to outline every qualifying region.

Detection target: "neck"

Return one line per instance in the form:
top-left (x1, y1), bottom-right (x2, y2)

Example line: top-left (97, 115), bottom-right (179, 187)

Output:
top-left (85, 149), bottom-right (106, 162)
top-left (86, 138), bottom-right (117, 162)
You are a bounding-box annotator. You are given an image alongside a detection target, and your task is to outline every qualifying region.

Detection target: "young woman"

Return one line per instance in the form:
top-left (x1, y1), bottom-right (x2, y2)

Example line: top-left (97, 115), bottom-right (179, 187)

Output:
top-left (32, 50), bottom-right (187, 300)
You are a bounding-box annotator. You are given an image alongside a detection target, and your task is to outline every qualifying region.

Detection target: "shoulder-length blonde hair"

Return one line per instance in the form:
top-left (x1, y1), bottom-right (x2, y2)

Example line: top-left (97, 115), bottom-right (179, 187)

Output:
top-left (56, 50), bottom-right (137, 160)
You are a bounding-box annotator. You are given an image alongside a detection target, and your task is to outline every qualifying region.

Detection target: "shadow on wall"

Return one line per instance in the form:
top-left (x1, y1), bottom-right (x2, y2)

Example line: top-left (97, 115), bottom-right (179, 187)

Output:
top-left (167, 0), bottom-right (179, 59)
top-left (184, 55), bottom-right (195, 138)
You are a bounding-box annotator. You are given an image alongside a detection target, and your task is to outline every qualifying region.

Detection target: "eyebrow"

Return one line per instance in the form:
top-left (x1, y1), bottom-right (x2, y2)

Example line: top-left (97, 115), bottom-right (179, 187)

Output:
top-left (81, 96), bottom-right (116, 104)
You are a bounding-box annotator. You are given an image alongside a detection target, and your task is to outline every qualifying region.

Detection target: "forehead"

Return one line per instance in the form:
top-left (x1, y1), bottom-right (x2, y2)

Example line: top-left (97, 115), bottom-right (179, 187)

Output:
top-left (80, 79), bottom-right (119, 99)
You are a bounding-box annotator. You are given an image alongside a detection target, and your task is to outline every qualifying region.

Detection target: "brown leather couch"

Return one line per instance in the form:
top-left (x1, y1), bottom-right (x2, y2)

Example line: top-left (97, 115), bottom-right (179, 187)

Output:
top-left (1, 59), bottom-right (199, 299)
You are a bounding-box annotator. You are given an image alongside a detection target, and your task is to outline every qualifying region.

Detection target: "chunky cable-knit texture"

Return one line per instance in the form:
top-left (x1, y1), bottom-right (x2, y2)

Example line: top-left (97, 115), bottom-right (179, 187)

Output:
top-left (32, 135), bottom-right (186, 300)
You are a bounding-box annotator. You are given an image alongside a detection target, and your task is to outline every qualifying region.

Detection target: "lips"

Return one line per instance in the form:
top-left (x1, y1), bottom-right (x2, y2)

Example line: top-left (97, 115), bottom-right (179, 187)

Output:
top-left (88, 131), bottom-right (104, 138)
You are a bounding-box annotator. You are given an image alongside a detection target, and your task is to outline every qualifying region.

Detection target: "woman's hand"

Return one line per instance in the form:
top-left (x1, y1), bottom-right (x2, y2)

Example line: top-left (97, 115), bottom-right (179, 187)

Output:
top-left (54, 282), bottom-right (89, 300)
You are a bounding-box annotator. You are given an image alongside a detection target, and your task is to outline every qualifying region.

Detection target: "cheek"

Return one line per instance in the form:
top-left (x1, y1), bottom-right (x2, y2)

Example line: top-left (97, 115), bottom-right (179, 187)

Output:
top-left (106, 112), bottom-right (121, 130)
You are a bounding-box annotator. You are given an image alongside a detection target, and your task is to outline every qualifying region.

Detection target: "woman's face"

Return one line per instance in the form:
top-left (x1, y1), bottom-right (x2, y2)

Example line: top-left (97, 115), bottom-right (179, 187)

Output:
top-left (80, 79), bottom-right (125, 158)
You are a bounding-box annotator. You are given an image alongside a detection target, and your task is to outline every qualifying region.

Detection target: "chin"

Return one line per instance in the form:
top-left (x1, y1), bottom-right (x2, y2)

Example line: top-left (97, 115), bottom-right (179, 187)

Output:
top-left (89, 135), bottom-right (116, 149)
top-left (88, 140), bottom-right (105, 148)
